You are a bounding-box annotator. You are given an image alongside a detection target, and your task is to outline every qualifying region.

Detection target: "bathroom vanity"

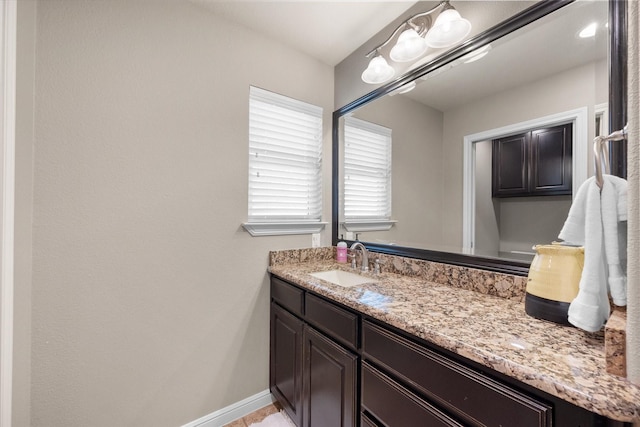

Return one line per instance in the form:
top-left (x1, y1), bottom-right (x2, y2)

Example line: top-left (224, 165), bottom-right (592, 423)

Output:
top-left (268, 248), bottom-right (639, 427)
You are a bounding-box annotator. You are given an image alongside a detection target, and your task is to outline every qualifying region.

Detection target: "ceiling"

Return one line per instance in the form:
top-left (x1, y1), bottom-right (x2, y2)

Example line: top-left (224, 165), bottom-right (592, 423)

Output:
top-left (189, 1), bottom-right (418, 66)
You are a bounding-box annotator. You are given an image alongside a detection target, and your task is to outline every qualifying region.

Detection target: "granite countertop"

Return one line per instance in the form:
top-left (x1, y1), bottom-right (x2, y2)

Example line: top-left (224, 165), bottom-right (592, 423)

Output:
top-left (269, 259), bottom-right (640, 422)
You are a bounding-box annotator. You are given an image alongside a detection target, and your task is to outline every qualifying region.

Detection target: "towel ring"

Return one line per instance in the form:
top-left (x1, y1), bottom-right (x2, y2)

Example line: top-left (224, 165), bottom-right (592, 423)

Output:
top-left (593, 124), bottom-right (627, 189)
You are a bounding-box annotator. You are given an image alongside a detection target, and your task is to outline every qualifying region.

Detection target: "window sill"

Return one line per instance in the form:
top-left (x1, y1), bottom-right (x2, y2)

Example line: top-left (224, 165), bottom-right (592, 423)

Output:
top-left (242, 222), bottom-right (327, 237)
top-left (342, 220), bottom-right (396, 232)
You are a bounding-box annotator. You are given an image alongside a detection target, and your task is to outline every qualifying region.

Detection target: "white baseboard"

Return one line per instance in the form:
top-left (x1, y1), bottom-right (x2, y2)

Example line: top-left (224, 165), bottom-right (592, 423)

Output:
top-left (182, 390), bottom-right (275, 427)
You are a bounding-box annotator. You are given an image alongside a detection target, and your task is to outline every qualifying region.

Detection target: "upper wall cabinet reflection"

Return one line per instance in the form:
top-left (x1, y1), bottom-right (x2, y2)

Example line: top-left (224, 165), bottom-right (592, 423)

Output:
top-left (334, 0), bottom-right (616, 274)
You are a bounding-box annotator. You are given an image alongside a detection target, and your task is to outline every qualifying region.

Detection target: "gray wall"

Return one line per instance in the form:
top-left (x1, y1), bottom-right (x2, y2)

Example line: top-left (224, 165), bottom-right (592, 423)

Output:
top-left (20, 1), bottom-right (334, 426)
top-left (498, 196), bottom-right (571, 254)
top-left (473, 140), bottom-right (499, 256)
top-left (14, 1), bottom-right (36, 426)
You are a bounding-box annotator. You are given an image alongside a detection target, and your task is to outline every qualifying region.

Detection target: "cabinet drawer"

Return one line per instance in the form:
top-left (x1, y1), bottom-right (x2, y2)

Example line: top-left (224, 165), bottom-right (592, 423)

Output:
top-left (363, 321), bottom-right (552, 427)
top-left (271, 277), bottom-right (304, 316)
top-left (305, 293), bottom-right (358, 350)
top-left (362, 362), bottom-right (464, 427)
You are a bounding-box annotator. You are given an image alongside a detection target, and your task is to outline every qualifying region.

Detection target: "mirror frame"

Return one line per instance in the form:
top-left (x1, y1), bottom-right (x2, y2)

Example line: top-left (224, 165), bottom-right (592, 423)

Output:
top-left (332, 0), bottom-right (627, 276)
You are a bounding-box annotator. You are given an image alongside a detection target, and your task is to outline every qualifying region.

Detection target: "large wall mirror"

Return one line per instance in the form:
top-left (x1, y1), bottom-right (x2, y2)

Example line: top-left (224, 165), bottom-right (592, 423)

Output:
top-left (332, 0), bottom-right (627, 275)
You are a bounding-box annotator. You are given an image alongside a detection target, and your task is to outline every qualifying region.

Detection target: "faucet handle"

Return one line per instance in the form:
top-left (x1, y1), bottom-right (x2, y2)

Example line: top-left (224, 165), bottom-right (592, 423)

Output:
top-left (348, 253), bottom-right (357, 269)
top-left (373, 258), bottom-right (385, 274)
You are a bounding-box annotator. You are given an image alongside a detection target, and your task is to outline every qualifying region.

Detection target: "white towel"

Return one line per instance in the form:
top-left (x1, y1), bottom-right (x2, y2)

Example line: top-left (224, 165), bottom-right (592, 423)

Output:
top-left (601, 175), bottom-right (627, 306)
top-left (558, 175), bottom-right (627, 332)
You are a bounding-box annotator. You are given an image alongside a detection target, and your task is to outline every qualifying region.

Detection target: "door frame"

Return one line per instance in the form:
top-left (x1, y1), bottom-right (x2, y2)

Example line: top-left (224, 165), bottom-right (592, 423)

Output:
top-left (462, 107), bottom-right (589, 253)
top-left (1, 1), bottom-right (17, 426)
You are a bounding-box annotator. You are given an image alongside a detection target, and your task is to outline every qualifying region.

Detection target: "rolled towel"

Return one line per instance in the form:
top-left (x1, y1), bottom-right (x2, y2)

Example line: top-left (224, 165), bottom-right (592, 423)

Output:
top-left (564, 180), bottom-right (610, 331)
top-left (601, 175), bottom-right (627, 306)
top-left (558, 177), bottom-right (592, 245)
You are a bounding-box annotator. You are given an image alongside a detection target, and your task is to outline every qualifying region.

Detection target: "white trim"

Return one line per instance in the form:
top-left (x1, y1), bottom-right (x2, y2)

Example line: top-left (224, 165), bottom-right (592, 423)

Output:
top-left (462, 107), bottom-right (589, 253)
top-left (0, 1), bottom-right (17, 426)
top-left (341, 220), bottom-right (396, 232)
top-left (181, 390), bottom-right (275, 427)
top-left (594, 102), bottom-right (609, 136)
top-left (242, 221), bottom-right (327, 236)
top-left (461, 137), bottom-right (476, 253)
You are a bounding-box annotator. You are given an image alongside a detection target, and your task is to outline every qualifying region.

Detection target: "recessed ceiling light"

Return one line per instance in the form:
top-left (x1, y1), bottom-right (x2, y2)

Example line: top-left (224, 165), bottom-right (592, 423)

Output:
top-left (579, 22), bottom-right (598, 38)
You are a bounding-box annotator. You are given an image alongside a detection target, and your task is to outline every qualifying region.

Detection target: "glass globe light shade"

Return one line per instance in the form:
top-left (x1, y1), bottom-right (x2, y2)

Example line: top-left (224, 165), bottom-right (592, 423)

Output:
top-left (361, 55), bottom-right (395, 84)
top-left (389, 28), bottom-right (428, 62)
top-left (425, 8), bottom-right (472, 48)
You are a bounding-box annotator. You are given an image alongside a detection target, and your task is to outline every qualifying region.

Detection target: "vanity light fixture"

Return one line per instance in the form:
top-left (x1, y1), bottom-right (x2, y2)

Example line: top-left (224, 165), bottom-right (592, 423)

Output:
top-left (424, 5), bottom-right (472, 48)
top-left (389, 28), bottom-right (428, 62)
top-left (361, 0), bottom-right (471, 84)
top-left (361, 54), bottom-right (396, 84)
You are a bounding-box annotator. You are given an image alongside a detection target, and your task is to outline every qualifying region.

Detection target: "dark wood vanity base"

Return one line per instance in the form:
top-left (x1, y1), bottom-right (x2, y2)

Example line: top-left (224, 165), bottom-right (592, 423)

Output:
top-left (270, 275), bottom-right (632, 427)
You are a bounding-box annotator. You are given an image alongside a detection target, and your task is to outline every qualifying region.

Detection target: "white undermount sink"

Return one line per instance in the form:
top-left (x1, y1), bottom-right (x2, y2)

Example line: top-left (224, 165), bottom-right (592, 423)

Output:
top-left (309, 270), bottom-right (376, 287)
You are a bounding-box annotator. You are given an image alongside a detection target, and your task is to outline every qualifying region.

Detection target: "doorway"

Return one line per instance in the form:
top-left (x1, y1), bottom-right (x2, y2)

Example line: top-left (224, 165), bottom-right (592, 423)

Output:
top-left (462, 107), bottom-right (589, 256)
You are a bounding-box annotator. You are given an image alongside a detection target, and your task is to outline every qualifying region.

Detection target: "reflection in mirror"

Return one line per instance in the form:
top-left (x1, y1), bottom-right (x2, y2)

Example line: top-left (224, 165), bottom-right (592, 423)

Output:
top-left (336, 0), bottom-right (613, 271)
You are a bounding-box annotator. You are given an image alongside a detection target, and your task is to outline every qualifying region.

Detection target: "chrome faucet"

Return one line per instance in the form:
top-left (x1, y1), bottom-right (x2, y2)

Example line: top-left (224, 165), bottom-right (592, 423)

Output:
top-left (349, 242), bottom-right (369, 272)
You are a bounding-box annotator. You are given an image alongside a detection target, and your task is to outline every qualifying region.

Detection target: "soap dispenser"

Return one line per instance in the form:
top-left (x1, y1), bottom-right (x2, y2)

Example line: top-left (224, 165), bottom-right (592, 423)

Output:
top-left (336, 241), bottom-right (348, 263)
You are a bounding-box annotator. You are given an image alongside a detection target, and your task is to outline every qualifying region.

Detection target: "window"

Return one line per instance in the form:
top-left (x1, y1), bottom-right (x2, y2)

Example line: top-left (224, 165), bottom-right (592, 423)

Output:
top-left (243, 86), bottom-right (325, 236)
top-left (343, 117), bottom-right (394, 231)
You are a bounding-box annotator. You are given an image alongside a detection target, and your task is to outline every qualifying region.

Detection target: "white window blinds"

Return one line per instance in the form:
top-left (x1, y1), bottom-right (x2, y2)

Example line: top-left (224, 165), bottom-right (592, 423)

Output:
top-left (344, 117), bottom-right (392, 220)
top-left (248, 86), bottom-right (323, 223)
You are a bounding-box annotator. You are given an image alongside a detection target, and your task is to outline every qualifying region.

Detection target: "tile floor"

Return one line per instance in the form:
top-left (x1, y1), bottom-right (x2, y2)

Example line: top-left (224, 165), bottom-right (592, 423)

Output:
top-left (223, 402), bottom-right (282, 427)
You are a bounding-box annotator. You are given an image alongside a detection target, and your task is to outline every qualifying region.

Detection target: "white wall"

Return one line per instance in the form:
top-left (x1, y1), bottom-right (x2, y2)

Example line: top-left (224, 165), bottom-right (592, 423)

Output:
top-left (25, 1), bottom-right (333, 426)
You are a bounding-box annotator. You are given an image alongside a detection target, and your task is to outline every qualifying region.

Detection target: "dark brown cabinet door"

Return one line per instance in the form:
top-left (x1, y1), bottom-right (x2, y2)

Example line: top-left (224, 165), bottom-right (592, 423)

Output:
top-left (492, 132), bottom-right (529, 197)
top-left (303, 326), bottom-right (357, 427)
top-left (530, 124), bottom-right (572, 195)
top-left (270, 303), bottom-right (303, 427)
top-left (492, 123), bottom-right (572, 197)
